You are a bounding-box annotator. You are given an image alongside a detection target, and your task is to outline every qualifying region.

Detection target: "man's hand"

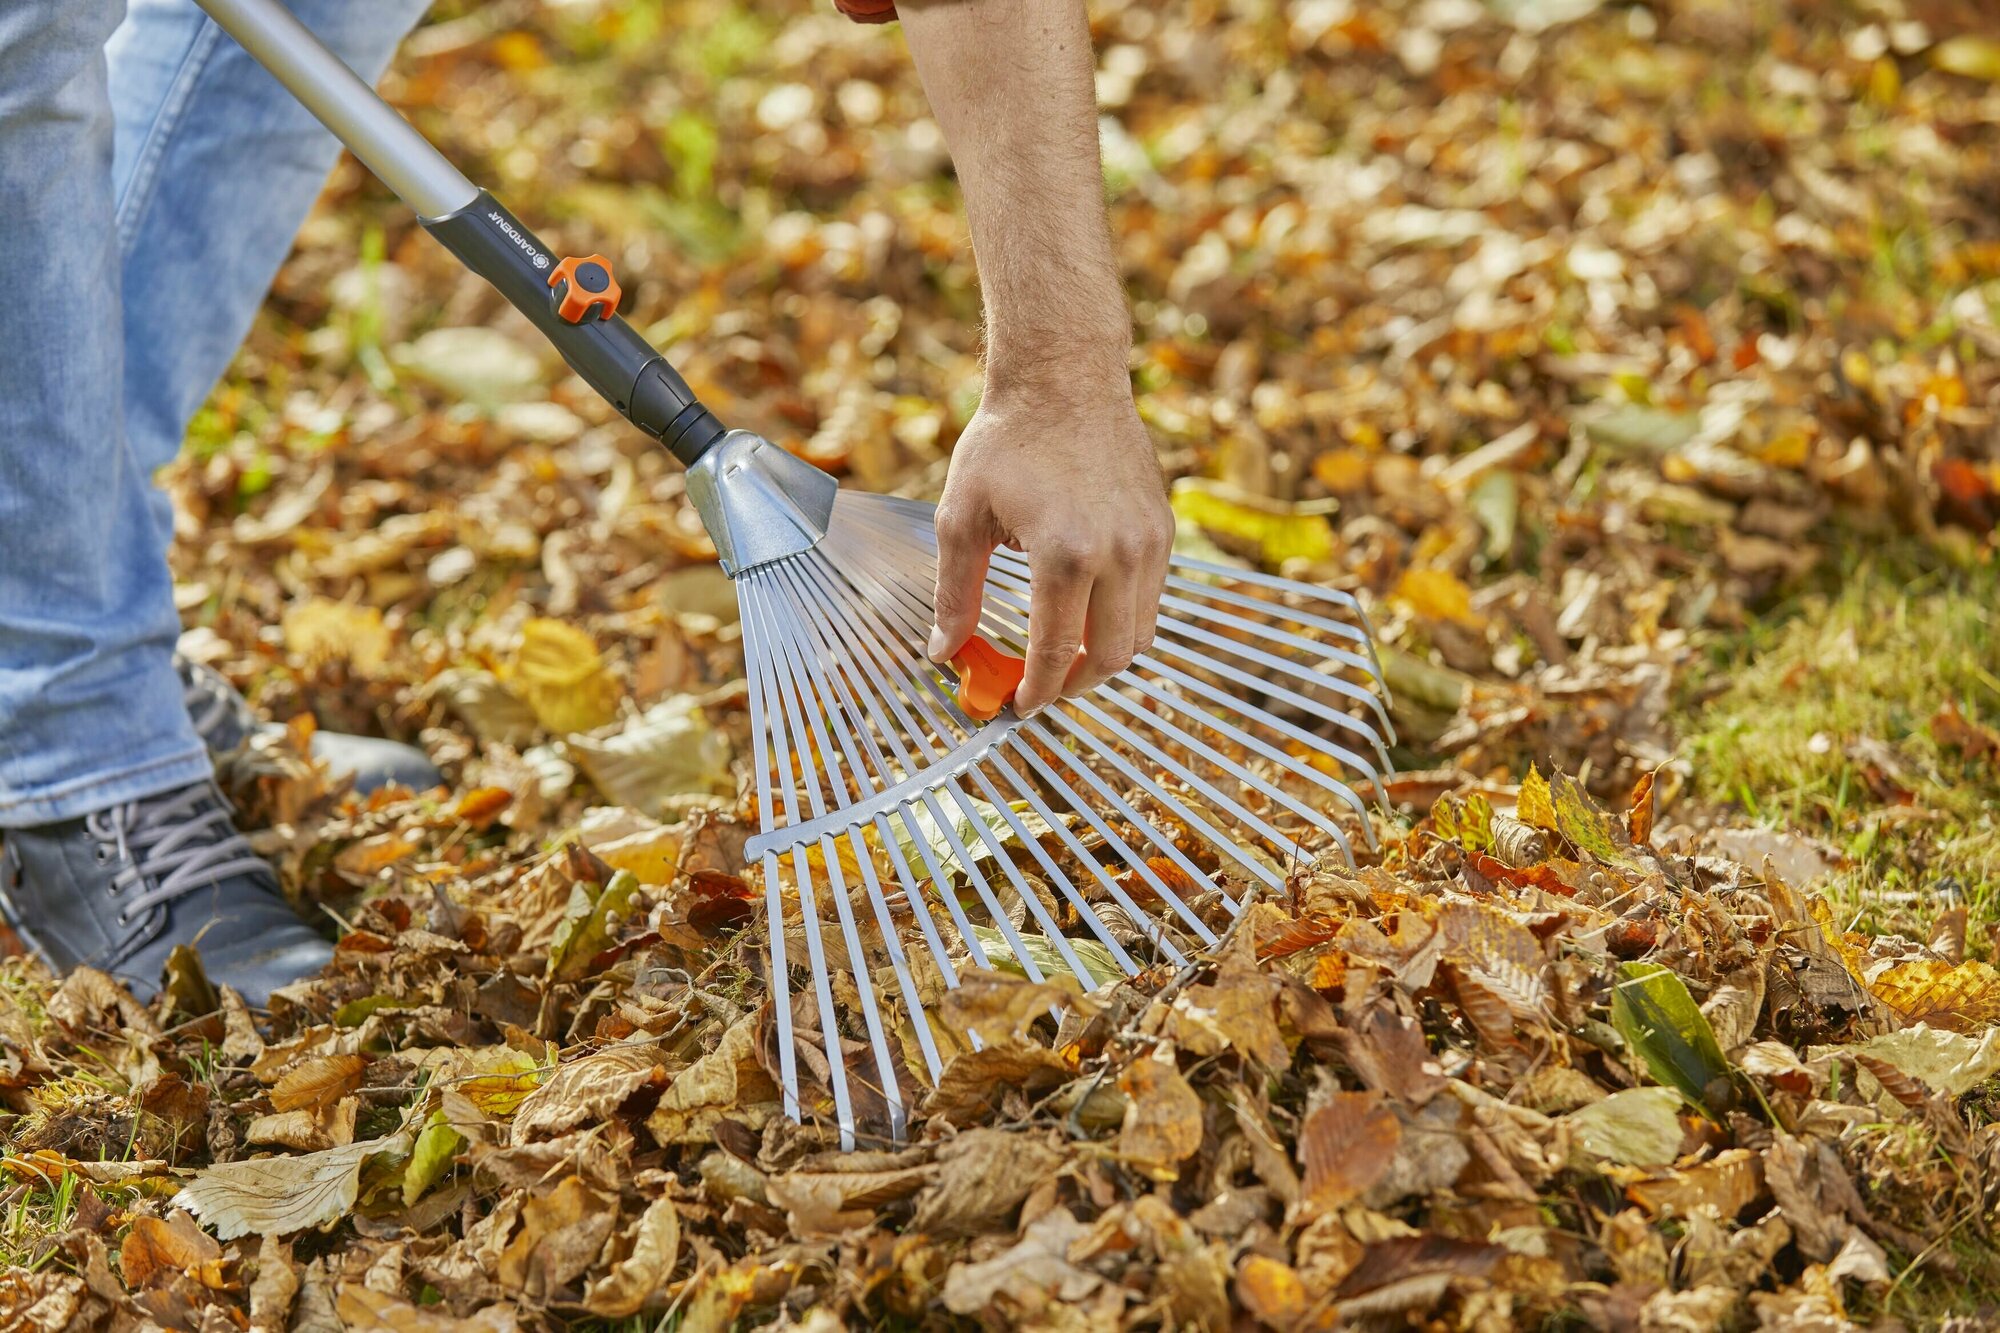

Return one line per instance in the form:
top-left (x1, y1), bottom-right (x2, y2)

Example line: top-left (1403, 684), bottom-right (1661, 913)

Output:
top-left (898, 0), bottom-right (1169, 712)
top-left (929, 380), bottom-right (1171, 715)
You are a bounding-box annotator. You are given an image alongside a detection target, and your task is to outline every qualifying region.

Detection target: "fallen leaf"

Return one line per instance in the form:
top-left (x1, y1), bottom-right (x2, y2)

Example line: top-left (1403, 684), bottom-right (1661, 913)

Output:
top-left (1565, 1087), bottom-right (1685, 1167)
top-left (173, 1132), bottom-right (411, 1241)
top-left (583, 1198), bottom-right (682, 1317)
top-left (1300, 1090), bottom-right (1401, 1209)
top-left (509, 619), bottom-right (619, 735)
top-left (1611, 961), bottom-right (1733, 1117)
top-left (1117, 1048), bottom-right (1207, 1181)
top-left (270, 1054), bottom-right (369, 1114)
top-left (282, 599), bottom-right (390, 677)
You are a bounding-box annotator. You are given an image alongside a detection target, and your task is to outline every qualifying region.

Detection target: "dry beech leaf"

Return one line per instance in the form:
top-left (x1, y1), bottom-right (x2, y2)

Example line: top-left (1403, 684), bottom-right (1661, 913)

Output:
top-left (173, 1132), bottom-right (410, 1241)
top-left (1869, 958), bottom-right (2000, 1033)
top-left (512, 1045), bottom-right (665, 1143)
top-left (509, 618), bottom-right (619, 735)
top-left (910, 1128), bottom-right (1062, 1237)
top-left (1517, 764), bottom-right (1558, 832)
top-left (1300, 1090), bottom-right (1401, 1209)
top-left (282, 599), bottom-right (390, 677)
top-left (336, 1283), bottom-right (526, 1332)
top-left (270, 1054), bottom-right (369, 1114)
top-left (1116, 1049), bottom-right (1207, 1181)
top-left (120, 1210), bottom-right (225, 1290)
top-left (584, 1198), bottom-right (683, 1317)
top-left (645, 1015), bottom-right (778, 1144)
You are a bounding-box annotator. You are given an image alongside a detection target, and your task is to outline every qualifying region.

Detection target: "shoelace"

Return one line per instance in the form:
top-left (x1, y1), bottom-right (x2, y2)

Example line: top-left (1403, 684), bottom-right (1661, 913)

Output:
top-left (81, 786), bottom-right (272, 927)
top-left (177, 658), bottom-right (253, 750)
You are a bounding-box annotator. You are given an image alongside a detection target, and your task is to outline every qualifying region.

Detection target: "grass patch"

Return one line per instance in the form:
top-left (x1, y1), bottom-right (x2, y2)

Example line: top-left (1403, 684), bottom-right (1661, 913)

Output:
top-left (1683, 544), bottom-right (2000, 930)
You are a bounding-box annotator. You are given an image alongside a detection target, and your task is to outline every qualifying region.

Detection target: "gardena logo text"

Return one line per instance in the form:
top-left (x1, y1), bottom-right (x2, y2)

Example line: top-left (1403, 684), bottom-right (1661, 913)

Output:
top-left (487, 211), bottom-right (549, 268)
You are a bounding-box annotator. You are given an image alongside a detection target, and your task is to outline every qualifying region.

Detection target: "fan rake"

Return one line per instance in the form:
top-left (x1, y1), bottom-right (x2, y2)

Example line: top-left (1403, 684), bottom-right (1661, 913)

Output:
top-left (732, 471), bottom-right (1395, 1148)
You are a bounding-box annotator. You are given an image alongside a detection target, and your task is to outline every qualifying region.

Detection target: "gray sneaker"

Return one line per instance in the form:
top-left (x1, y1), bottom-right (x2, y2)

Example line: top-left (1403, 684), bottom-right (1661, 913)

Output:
top-left (0, 783), bottom-right (333, 1006)
top-left (176, 655), bottom-right (441, 794)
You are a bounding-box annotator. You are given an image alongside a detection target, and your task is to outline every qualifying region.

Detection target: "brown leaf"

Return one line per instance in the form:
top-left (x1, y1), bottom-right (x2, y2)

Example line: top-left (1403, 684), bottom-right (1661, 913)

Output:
top-left (1337, 1007), bottom-right (1446, 1106)
top-left (495, 1175), bottom-right (618, 1301)
top-left (910, 1128), bottom-right (1063, 1237)
top-left (582, 1198), bottom-right (681, 1318)
top-left (1931, 698), bottom-right (2000, 764)
top-left (1116, 1050), bottom-right (1206, 1181)
top-left (940, 1207), bottom-right (1100, 1315)
top-left (645, 1015), bottom-right (778, 1144)
top-left (511, 1045), bottom-right (665, 1143)
top-left (1171, 935), bottom-right (1289, 1068)
top-left (1300, 1090), bottom-right (1401, 1210)
top-left (923, 1038), bottom-right (1071, 1126)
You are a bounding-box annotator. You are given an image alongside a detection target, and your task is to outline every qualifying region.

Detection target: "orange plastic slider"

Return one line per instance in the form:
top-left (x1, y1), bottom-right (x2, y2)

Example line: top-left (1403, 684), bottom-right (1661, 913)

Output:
top-left (946, 636), bottom-right (1027, 722)
top-left (547, 254), bottom-right (621, 323)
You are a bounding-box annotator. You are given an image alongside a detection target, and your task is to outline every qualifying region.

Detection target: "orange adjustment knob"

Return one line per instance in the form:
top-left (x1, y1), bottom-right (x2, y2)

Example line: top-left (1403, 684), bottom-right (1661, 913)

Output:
top-left (548, 254), bottom-right (621, 323)
top-left (947, 635), bottom-right (1027, 722)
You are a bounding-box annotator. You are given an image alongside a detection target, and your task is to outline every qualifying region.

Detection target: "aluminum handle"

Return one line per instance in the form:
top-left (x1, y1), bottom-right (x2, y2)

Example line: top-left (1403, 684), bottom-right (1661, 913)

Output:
top-left (193, 0), bottom-right (477, 220)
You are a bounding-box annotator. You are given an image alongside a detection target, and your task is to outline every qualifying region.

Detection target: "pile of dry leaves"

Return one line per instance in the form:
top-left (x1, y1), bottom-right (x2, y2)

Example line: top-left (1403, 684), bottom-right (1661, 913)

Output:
top-left (3, 0), bottom-right (1998, 1328)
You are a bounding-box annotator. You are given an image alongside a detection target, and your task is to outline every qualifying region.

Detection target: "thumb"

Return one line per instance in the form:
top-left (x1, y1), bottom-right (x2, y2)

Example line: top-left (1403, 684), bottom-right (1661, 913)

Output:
top-left (929, 509), bottom-right (993, 662)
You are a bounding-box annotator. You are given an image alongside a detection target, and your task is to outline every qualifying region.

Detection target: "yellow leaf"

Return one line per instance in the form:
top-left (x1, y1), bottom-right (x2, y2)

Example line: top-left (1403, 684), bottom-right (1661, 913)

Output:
top-left (282, 599), bottom-right (389, 676)
top-left (1932, 35), bottom-right (2000, 83)
top-left (1310, 448), bottom-right (1373, 494)
top-left (510, 618), bottom-right (620, 734)
top-left (1170, 478), bottom-right (1337, 565)
top-left (489, 30), bottom-right (546, 71)
top-left (457, 1050), bottom-right (547, 1118)
top-left (1393, 567), bottom-right (1484, 629)
top-left (1519, 764), bottom-right (1557, 832)
top-left (1870, 959), bottom-right (2000, 1033)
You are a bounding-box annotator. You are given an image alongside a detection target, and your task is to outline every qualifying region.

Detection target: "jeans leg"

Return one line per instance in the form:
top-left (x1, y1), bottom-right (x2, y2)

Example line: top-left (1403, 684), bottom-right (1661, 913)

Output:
top-left (109, 0), bottom-right (436, 527)
top-left (0, 0), bottom-right (213, 827)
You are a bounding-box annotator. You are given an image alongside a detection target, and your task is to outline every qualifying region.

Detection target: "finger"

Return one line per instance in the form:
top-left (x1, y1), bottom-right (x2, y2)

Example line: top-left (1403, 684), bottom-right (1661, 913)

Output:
top-left (928, 507), bottom-right (993, 663)
top-left (1065, 561), bottom-right (1137, 695)
top-left (1132, 531), bottom-right (1169, 661)
top-left (1014, 546), bottom-right (1092, 716)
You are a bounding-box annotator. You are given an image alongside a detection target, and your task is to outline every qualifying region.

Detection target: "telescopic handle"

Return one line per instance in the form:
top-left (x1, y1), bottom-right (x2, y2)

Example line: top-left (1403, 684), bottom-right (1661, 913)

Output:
top-left (193, 0), bottom-right (725, 466)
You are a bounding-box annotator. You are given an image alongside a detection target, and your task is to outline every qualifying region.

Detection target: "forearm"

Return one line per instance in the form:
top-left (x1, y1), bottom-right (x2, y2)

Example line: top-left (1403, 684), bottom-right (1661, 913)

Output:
top-left (897, 0), bottom-right (1131, 397)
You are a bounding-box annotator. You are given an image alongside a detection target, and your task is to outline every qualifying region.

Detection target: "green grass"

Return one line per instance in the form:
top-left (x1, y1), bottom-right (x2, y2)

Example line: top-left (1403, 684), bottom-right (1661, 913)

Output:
top-left (1683, 544), bottom-right (2000, 933)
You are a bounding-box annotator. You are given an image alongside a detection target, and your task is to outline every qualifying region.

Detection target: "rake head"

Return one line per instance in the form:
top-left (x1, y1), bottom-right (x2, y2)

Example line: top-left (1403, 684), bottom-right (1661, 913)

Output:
top-left (691, 433), bottom-right (1395, 1147)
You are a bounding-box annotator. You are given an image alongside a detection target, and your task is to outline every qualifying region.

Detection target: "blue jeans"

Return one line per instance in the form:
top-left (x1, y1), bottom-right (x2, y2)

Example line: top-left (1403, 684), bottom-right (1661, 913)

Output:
top-left (0, 0), bottom-right (430, 826)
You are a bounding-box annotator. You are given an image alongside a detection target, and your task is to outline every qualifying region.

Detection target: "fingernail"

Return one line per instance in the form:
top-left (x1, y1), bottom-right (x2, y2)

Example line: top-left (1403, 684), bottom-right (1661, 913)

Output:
top-left (927, 627), bottom-right (951, 662)
top-left (1017, 702), bottom-right (1043, 720)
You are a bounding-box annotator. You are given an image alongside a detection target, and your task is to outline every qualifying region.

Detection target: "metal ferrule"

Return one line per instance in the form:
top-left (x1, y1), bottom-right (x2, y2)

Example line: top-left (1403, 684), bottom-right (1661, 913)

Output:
top-left (685, 432), bottom-right (838, 577)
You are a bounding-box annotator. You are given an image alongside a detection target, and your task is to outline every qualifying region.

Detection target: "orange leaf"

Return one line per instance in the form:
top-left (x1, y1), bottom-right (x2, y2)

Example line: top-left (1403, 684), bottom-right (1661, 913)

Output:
top-left (271, 1054), bottom-right (369, 1114)
top-left (1626, 770), bottom-right (1657, 847)
top-left (120, 1211), bottom-right (225, 1291)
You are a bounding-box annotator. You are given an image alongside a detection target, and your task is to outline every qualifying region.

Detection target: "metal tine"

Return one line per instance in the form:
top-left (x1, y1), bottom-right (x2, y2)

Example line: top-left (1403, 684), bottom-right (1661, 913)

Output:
top-left (781, 559), bottom-right (1017, 982)
top-left (824, 520), bottom-right (1256, 924)
top-left (759, 560), bottom-right (949, 1097)
top-left (956, 588), bottom-right (1368, 856)
top-left (837, 540), bottom-right (1311, 885)
top-left (810, 535), bottom-right (1221, 952)
top-left (737, 576), bottom-right (857, 1146)
top-left (960, 572), bottom-right (1384, 832)
top-left (958, 758), bottom-right (1160, 972)
top-left (738, 577), bottom-right (801, 1123)
top-left (774, 549), bottom-right (984, 1006)
top-left (756, 571), bottom-right (937, 1139)
top-left (985, 546), bottom-right (1394, 737)
top-left (839, 507), bottom-right (1394, 786)
top-left (973, 750), bottom-right (1203, 961)
top-left (999, 729), bottom-right (1245, 919)
top-left (799, 539), bottom-right (1080, 989)
top-left (973, 559), bottom-right (1393, 776)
